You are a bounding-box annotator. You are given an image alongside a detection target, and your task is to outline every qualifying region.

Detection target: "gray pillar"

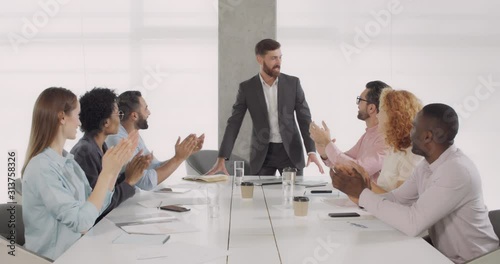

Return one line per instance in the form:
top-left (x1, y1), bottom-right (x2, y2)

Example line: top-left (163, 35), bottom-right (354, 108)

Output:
top-left (218, 0), bottom-right (276, 164)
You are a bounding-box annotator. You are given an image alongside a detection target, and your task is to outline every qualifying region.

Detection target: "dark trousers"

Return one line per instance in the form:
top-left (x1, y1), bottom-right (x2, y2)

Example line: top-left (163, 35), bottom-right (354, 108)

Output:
top-left (257, 143), bottom-right (303, 176)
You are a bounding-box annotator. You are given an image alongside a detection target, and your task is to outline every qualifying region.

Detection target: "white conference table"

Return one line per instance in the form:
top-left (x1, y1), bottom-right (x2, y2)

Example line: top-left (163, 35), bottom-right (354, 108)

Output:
top-left (54, 175), bottom-right (452, 264)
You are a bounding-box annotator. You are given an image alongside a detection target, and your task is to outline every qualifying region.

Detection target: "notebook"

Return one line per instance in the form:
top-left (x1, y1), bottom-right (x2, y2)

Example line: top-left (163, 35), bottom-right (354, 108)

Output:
top-left (182, 174), bottom-right (228, 182)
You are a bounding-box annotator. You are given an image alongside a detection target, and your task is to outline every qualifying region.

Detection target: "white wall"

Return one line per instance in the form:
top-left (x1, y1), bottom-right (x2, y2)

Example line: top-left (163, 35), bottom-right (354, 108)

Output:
top-left (2, 0), bottom-right (499, 211)
top-left (0, 0), bottom-right (218, 203)
top-left (278, 0), bottom-right (500, 209)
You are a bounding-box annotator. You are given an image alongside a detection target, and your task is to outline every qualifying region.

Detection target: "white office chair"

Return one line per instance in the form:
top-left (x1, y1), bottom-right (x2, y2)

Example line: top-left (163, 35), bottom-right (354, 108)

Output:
top-left (0, 203), bottom-right (24, 246)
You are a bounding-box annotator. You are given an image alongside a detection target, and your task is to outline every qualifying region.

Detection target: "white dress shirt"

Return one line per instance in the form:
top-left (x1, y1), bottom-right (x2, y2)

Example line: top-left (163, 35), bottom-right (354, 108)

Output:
top-left (106, 125), bottom-right (159, 190)
top-left (376, 147), bottom-right (422, 192)
top-left (360, 145), bottom-right (499, 263)
top-left (259, 73), bottom-right (282, 143)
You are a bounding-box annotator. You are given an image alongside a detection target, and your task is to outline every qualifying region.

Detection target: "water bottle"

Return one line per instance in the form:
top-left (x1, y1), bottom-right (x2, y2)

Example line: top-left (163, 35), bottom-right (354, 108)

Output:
top-left (282, 167), bottom-right (297, 208)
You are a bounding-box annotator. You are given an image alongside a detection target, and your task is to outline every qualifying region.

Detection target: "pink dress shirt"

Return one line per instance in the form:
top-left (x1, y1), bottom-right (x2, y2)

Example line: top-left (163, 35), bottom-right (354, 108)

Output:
top-left (323, 125), bottom-right (387, 181)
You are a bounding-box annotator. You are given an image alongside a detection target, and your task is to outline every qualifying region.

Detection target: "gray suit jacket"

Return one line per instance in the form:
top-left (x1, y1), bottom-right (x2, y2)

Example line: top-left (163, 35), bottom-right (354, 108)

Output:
top-left (219, 73), bottom-right (315, 174)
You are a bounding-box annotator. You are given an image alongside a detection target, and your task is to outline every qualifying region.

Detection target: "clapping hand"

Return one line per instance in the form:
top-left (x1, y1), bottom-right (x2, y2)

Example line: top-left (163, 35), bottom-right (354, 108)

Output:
top-left (309, 121), bottom-right (335, 158)
top-left (102, 130), bottom-right (139, 182)
top-left (124, 150), bottom-right (153, 186)
top-left (309, 121), bottom-right (333, 147)
top-left (174, 134), bottom-right (198, 161)
top-left (192, 134), bottom-right (205, 155)
top-left (330, 162), bottom-right (371, 202)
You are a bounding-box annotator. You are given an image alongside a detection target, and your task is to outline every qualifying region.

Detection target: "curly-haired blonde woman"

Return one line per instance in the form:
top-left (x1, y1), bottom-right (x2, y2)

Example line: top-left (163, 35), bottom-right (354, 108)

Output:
top-left (370, 89), bottom-right (423, 193)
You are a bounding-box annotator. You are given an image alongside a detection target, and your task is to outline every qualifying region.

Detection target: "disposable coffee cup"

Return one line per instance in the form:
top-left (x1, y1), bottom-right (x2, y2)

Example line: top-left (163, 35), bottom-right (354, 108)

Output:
top-left (293, 196), bottom-right (309, 216)
top-left (241, 182), bottom-right (254, 199)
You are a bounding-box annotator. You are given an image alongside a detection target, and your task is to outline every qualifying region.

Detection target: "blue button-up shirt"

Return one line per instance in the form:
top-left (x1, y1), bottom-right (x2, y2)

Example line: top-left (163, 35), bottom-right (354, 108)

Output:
top-left (105, 125), bottom-right (159, 190)
top-left (22, 147), bottom-right (113, 260)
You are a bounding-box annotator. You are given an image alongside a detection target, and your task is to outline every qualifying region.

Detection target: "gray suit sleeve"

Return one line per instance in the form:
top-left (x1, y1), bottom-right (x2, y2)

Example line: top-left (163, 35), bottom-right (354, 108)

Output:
top-left (294, 78), bottom-right (316, 153)
top-left (218, 84), bottom-right (247, 159)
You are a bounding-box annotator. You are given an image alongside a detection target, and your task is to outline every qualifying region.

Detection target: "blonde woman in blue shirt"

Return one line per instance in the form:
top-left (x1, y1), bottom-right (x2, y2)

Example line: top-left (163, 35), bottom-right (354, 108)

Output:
top-left (21, 87), bottom-right (138, 260)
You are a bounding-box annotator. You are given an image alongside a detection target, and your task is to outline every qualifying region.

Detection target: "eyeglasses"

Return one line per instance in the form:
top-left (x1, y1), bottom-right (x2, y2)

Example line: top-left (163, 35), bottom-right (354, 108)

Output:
top-left (356, 96), bottom-right (372, 105)
top-left (113, 110), bottom-right (124, 120)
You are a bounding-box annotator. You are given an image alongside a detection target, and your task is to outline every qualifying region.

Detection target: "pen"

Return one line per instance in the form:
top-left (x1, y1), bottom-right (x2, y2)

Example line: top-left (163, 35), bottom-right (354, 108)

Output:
top-left (348, 222), bottom-right (368, 229)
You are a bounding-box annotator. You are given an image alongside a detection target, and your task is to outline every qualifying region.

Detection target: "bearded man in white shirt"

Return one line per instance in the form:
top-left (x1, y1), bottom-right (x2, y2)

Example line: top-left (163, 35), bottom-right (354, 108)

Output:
top-left (207, 38), bottom-right (323, 176)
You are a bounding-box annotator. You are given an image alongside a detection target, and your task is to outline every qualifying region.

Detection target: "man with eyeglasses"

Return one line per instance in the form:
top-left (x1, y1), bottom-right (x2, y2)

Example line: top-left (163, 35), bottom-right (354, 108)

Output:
top-left (309, 81), bottom-right (389, 182)
top-left (71, 88), bottom-right (152, 223)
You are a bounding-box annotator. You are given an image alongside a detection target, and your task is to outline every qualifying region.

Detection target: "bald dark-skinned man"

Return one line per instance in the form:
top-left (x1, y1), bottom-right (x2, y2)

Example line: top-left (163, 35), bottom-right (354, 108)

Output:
top-left (331, 103), bottom-right (498, 264)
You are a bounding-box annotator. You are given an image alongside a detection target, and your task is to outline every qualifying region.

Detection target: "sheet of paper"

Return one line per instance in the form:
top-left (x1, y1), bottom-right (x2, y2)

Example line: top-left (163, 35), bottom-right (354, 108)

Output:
top-left (107, 212), bottom-right (176, 225)
top-left (120, 220), bottom-right (198, 235)
top-left (154, 187), bottom-right (191, 194)
top-left (317, 213), bottom-right (393, 231)
top-left (295, 180), bottom-right (329, 187)
top-left (112, 233), bottom-right (170, 245)
top-left (136, 242), bottom-right (229, 263)
top-left (138, 197), bottom-right (207, 208)
top-left (322, 197), bottom-right (359, 208)
top-left (323, 219), bottom-right (394, 232)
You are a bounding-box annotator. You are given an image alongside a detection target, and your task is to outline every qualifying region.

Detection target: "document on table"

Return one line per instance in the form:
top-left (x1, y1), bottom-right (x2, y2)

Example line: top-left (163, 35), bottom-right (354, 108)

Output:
top-left (112, 233), bottom-right (170, 245)
top-left (322, 197), bottom-right (359, 208)
top-left (119, 220), bottom-right (198, 235)
top-left (295, 180), bottom-right (329, 187)
top-left (107, 212), bottom-right (177, 226)
top-left (136, 242), bottom-right (229, 263)
top-left (153, 187), bottom-right (191, 194)
top-left (138, 197), bottom-right (207, 208)
top-left (318, 214), bottom-right (393, 231)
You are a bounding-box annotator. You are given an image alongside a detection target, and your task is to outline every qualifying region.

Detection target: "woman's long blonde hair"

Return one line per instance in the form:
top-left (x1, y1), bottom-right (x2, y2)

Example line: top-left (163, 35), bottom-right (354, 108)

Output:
top-left (21, 87), bottom-right (77, 176)
top-left (380, 89), bottom-right (422, 152)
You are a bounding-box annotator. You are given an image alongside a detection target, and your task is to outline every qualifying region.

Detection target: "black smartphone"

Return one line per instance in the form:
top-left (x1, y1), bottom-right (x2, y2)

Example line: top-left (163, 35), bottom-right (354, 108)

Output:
top-left (160, 205), bottom-right (190, 212)
top-left (328, 212), bottom-right (360, 217)
top-left (311, 190), bottom-right (332, 193)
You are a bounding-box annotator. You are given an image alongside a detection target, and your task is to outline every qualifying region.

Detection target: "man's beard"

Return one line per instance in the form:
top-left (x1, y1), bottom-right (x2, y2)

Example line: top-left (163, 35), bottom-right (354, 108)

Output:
top-left (411, 142), bottom-right (427, 157)
top-left (263, 62), bottom-right (280, 78)
top-left (137, 116), bottom-right (149, 130)
top-left (357, 109), bottom-right (369, 120)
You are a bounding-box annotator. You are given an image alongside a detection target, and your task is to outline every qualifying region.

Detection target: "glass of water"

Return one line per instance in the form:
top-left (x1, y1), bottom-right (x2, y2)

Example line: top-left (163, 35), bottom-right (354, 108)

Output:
top-left (234, 161), bottom-right (245, 186)
top-left (282, 167), bottom-right (297, 208)
top-left (206, 184), bottom-right (220, 218)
